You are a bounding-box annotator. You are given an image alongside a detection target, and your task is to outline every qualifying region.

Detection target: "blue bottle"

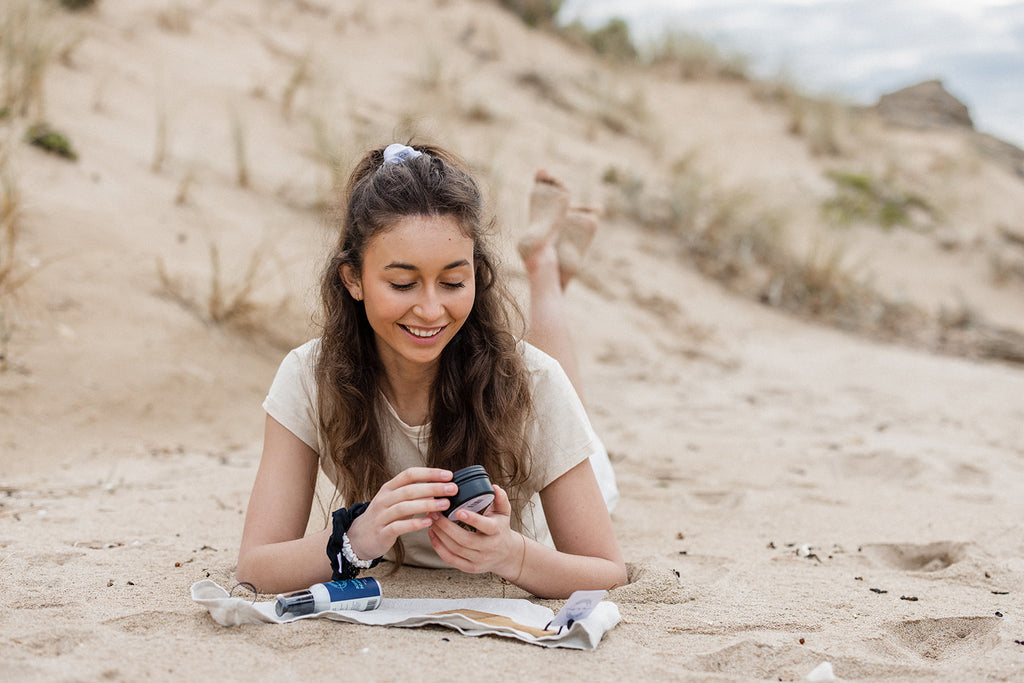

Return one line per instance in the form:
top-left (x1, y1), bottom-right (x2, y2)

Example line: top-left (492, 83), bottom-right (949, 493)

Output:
top-left (275, 577), bottom-right (382, 616)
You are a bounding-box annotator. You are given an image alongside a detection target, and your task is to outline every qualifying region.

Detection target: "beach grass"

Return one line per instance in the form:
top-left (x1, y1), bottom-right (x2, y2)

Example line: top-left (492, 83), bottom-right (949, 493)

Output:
top-left (823, 170), bottom-right (933, 230)
top-left (0, 148), bottom-right (28, 370)
top-left (497, 0), bottom-right (563, 28)
top-left (602, 159), bottom-right (924, 338)
top-left (157, 238), bottom-right (266, 327)
top-left (281, 51), bottom-right (312, 121)
top-left (0, 166), bottom-right (24, 297)
top-left (156, 234), bottom-right (307, 352)
top-left (59, 0), bottom-right (98, 11)
top-left (229, 107), bottom-right (250, 189)
top-left (1, 0), bottom-right (57, 120)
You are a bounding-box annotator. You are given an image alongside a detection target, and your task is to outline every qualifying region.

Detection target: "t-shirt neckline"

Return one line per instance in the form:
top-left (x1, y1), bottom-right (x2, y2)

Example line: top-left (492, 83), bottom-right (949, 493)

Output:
top-left (380, 392), bottom-right (431, 438)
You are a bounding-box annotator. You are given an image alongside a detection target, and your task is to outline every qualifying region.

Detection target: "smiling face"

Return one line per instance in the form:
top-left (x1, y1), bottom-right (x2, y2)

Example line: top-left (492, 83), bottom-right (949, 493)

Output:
top-left (343, 214), bottom-right (476, 378)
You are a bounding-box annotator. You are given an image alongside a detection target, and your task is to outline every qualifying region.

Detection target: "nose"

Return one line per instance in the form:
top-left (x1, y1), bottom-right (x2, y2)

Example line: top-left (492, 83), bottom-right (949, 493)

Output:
top-left (412, 285), bottom-right (444, 321)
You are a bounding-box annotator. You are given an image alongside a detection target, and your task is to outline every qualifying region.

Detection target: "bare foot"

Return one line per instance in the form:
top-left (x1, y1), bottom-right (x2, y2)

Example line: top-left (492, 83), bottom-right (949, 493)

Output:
top-left (518, 169), bottom-right (570, 268)
top-left (556, 206), bottom-right (600, 289)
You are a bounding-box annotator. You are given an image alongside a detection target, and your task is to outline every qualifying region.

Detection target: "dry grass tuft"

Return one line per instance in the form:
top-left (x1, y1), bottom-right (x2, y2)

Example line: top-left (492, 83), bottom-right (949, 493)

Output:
top-left (516, 70), bottom-right (574, 112)
top-left (789, 95), bottom-right (843, 157)
top-left (157, 240), bottom-right (263, 327)
top-left (822, 170), bottom-right (933, 230)
top-left (407, 48), bottom-right (493, 129)
top-left (151, 79), bottom-right (171, 173)
top-left (59, 0), bottom-right (98, 11)
top-left (560, 18), bottom-right (637, 63)
top-left (989, 226), bottom-right (1024, 286)
top-left (0, 150), bottom-right (28, 297)
top-left (604, 161), bottom-right (924, 339)
top-left (936, 301), bottom-right (1024, 364)
top-left (496, 0), bottom-right (563, 28)
top-left (755, 80), bottom-right (845, 156)
top-left (229, 108), bottom-right (250, 189)
top-left (156, 3), bottom-right (191, 33)
top-left (605, 158), bottom-right (1024, 363)
top-left (307, 111), bottom-right (370, 213)
top-left (1, 0), bottom-right (59, 120)
top-left (579, 74), bottom-right (649, 138)
top-left (156, 237), bottom-right (305, 351)
top-left (0, 148), bottom-right (32, 370)
top-left (645, 30), bottom-right (749, 81)
top-left (174, 165), bottom-right (197, 206)
top-left (516, 68), bottom-right (647, 138)
top-left (281, 52), bottom-right (312, 121)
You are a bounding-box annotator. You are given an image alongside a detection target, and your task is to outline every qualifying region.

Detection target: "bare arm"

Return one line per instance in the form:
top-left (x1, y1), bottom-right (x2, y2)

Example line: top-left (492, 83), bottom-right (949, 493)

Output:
top-left (237, 415), bottom-right (458, 594)
top-left (429, 459), bottom-right (626, 599)
top-left (236, 415), bottom-right (332, 594)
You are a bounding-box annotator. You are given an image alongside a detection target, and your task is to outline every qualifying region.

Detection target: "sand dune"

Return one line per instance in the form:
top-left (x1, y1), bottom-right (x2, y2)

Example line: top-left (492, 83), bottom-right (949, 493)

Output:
top-left (2, 1), bottom-right (1024, 680)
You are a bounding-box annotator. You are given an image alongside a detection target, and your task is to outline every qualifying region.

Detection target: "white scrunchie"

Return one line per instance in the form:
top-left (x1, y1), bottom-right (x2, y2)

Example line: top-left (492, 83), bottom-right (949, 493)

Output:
top-left (382, 143), bottom-right (423, 165)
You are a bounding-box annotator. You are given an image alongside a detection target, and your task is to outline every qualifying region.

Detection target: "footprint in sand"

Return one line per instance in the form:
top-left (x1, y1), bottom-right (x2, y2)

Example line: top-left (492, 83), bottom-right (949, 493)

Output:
top-left (689, 640), bottom-right (825, 679)
top-left (838, 450), bottom-right (928, 480)
top-left (609, 562), bottom-right (692, 605)
top-left (691, 639), bottom-right (930, 680)
top-left (16, 549), bottom-right (84, 567)
top-left (7, 627), bottom-right (96, 656)
top-left (860, 542), bottom-right (970, 572)
top-left (103, 610), bottom-right (194, 634)
top-left (685, 489), bottom-right (746, 510)
top-left (669, 552), bottom-right (733, 587)
top-left (888, 616), bottom-right (1001, 661)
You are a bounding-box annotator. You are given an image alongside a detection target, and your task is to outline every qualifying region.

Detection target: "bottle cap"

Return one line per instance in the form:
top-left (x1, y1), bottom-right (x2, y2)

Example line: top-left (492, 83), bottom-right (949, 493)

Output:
top-left (275, 590), bottom-right (315, 617)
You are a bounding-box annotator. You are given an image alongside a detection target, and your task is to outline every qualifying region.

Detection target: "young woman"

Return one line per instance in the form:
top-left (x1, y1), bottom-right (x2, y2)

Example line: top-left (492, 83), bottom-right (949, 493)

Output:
top-left (236, 143), bottom-right (625, 599)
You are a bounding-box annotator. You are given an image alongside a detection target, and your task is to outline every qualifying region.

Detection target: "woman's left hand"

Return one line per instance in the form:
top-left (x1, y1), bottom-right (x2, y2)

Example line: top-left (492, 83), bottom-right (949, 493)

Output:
top-left (427, 485), bottom-right (522, 578)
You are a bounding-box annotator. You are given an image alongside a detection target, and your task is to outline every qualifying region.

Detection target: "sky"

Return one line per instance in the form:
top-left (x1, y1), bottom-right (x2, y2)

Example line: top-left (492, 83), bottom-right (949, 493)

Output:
top-left (559, 0), bottom-right (1024, 147)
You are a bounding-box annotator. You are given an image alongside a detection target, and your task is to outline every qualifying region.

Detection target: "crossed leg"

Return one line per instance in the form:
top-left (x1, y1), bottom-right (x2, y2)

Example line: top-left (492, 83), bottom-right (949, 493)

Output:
top-left (518, 170), bottom-right (620, 510)
top-left (518, 170), bottom-right (599, 399)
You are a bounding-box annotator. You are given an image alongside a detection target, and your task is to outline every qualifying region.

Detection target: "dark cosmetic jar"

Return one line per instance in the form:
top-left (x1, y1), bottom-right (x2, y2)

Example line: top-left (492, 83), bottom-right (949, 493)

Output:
top-left (445, 465), bottom-right (495, 518)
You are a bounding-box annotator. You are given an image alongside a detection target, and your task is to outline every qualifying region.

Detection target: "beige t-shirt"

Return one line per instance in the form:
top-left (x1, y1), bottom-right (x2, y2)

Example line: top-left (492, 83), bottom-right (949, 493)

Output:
top-left (262, 339), bottom-right (616, 568)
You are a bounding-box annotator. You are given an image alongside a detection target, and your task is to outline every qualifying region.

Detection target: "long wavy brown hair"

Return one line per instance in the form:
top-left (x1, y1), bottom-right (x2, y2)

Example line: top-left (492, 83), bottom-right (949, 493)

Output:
top-left (315, 143), bottom-right (533, 567)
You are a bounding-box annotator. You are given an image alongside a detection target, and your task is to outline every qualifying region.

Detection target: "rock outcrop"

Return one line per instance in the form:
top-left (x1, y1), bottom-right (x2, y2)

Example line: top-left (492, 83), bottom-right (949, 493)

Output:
top-left (876, 79), bottom-right (974, 130)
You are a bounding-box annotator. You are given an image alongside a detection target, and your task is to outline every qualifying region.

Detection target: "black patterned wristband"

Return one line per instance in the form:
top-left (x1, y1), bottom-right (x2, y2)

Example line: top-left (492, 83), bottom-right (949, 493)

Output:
top-left (326, 502), bottom-right (381, 581)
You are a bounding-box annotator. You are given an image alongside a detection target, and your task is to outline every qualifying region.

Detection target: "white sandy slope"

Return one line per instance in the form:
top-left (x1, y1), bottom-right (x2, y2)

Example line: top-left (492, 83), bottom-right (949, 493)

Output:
top-left (2, 1), bottom-right (1024, 680)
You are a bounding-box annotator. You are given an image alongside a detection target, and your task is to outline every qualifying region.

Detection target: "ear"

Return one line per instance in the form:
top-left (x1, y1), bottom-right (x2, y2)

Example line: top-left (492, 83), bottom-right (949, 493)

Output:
top-left (339, 264), bottom-right (363, 301)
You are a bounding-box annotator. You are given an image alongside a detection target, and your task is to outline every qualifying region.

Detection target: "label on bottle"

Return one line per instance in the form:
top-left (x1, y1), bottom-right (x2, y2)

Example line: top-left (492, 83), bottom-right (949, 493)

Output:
top-left (313, 577), bottom-right (382, 612)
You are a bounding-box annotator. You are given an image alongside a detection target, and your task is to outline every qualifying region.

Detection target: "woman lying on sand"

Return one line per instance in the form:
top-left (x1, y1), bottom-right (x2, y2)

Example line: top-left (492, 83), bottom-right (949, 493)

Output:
top-left (236, 143), bottom-right (624, 599)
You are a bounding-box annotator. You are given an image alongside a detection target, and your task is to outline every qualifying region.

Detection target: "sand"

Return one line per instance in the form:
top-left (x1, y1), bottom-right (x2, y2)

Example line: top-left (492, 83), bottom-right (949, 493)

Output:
top-left (2, 1), bottom-right (1024, 680)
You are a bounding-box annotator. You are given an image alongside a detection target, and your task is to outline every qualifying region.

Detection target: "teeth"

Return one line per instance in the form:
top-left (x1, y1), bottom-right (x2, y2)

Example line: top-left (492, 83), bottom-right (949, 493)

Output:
top-left (405, 326), bottom-right (441, 338)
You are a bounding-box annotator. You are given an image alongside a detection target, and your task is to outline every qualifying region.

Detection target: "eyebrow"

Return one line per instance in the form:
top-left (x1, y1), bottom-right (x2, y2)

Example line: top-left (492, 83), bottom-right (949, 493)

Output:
top-left (384, 259), bottom-right (471, 272)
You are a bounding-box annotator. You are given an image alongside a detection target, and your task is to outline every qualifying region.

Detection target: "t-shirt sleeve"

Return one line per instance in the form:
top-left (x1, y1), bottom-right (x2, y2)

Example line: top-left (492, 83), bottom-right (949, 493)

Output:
top-left (262, 342), bottom-right (320, 453)
top-left (524, 344), bottom-right (603, 492)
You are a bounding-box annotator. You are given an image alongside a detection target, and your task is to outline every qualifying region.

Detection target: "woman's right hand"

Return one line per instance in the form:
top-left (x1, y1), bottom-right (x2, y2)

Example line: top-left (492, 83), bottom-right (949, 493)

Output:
top-left (344, 467), bottom-right (456, 561)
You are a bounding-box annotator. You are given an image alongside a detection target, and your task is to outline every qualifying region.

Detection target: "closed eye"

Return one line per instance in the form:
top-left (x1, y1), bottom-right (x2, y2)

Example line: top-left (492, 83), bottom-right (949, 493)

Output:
top-left (389, 282), bottom-right (415, 291)
top-left (442, 281), bottom-right (466, 289)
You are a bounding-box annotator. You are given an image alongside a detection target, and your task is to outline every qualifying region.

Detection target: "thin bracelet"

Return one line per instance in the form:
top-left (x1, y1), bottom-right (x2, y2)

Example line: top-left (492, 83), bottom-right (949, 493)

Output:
top-left (511, 533), bottom-right (527, 583)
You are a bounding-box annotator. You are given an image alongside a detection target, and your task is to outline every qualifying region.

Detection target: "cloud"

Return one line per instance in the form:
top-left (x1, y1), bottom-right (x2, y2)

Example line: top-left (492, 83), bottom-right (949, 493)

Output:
top-left (558, 0), bottom-right (1024, 145)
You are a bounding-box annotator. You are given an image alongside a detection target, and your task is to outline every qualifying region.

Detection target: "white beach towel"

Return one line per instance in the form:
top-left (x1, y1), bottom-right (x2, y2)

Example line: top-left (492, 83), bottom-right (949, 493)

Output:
top-left (190, 580), bottom-right (620, 650)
